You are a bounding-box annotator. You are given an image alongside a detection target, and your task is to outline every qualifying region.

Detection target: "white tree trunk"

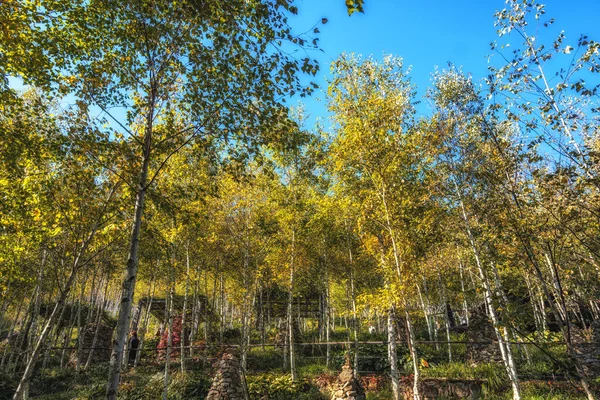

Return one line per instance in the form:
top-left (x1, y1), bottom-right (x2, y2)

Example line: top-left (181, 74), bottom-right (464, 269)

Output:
top-left (387, 309), bottom-right (400, 400)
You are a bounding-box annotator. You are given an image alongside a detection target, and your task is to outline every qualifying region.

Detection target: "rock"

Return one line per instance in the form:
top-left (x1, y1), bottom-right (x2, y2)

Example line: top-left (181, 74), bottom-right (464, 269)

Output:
top-left (400, 377), bottom-right (483, 399)
top-left (330, 356), bottom-right (366, 400)
top-left (206, 349), bottom-right (248, 400)
top-left (572, 321), bottom-right (600, 376)
top-left (451, 308), bottom-right (503, 366)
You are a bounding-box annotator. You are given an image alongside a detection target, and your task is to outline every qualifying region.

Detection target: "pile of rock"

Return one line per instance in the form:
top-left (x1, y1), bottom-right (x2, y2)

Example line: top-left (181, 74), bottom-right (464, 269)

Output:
top-left (453, 310), bottom-right (503, 366)
top-left (273, 319), bottom-right (302, 349)
top-left (206, 348), bottom-right (248, 400)
top-left (331, 356), bottom-right (365, 400)
top-left (400, 378), bottom-right (483, 400)
top-left (572, 321), bottom-right (600, 376)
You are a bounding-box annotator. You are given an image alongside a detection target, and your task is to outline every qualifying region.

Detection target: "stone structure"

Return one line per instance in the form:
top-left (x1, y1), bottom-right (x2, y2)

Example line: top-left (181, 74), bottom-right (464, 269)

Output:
top-left (452, 309), bottom-right (503, 366)
top-left (572, 321), bottom-right (600, 376)
top-left (400, 378), bottom-right (483, 400)
top-left (331, 355), bottom-right (366, 400)
top-left (69, 322), bottom-right (114, 365)
top-left (273, 319), bottom-right (302, 348)
top-left (206, 348), bottom-right (249, 400)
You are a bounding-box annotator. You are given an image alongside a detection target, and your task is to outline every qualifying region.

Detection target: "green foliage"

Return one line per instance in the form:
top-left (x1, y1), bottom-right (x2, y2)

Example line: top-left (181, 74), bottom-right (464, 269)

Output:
top-left (0, 372), bottom-right (16, 400)
top-left (118, 370), bottom-right (210, 400)
top-left (345, 0), bottom-right (365, 15)
top-left (246, 373), bottom-right (327, 400)
top-left (422, 362), bottom-right (505, 392)
top-left (30, 365), bottom-right (108, 400)
top-left (246, 348), bottom-right (284, 373)
top-left (366, 388), bottom-right (394, 400)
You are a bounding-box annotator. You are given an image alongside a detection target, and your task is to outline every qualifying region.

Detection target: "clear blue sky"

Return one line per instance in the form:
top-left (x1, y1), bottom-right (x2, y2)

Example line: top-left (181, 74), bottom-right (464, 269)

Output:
top-left (287, 0), bottom-right (600, 126)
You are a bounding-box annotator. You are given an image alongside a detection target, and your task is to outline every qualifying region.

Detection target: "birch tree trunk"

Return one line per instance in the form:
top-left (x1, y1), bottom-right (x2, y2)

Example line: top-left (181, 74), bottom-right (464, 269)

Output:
top-left (459, 260), bottom-right (469, 325)
top-left (387, 308), bottom-right (400, 400)
top-left (106, 82), bottom-right (155, 400)
top-left (404, 309), bottom-right (421, 400)
top-left (181, 244), bottom-right (190, 373)
top-left (325, 266), bottom-right (331, 368)
top-left (287, 229), bottom-right (297, 381)
top-left (163, 278), bottom-right (174, 400)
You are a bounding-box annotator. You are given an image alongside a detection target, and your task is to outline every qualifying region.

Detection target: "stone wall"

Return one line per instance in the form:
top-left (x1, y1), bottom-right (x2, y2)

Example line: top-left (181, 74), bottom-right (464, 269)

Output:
top-left (206, 348), bottom-right (249, 400)
top-left (69, 322), bottom-right (113, 365)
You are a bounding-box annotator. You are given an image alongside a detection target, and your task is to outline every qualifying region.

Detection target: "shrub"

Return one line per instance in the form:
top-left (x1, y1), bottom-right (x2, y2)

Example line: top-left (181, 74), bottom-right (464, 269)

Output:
top-left (246, 373), bottom-right (326, 400)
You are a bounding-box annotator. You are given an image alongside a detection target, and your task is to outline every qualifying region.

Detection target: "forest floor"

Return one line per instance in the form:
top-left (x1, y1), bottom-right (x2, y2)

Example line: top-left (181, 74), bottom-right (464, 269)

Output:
top-left (0, 344), bottom-right (594, 400)
top-left (1, 329), bottom-right (596, 399)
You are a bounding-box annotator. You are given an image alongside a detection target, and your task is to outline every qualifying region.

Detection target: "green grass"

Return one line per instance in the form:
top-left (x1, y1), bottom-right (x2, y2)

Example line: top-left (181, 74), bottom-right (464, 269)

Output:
top-left (30, 364), bottom-right (108, 400)
top-left (29, 362), bottom-right (211, 400)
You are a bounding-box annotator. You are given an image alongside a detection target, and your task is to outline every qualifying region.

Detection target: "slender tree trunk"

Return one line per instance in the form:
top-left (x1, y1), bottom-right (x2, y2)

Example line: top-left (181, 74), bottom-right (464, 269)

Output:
top-left (349, 258), bottom-right (359, 376)
top-left (325, 266), bottom-right (331, 368)
top-left (181, 244), bottom-right (190, 373)
top-left (437, 271), bottom-right (452, 363)
top-left (240, 244), bottom-right (251, 372)
top-left (106, 84), bottom-right (155, 400)
top-left (282, 318), bottom-right (288, 370)
top-left (417, 283), bottom-right (433, 342)
top-left (163, 276), bottom-right (174, 400)
top-left (43, 297), bottom-right (68, 370)
top-left (219, 273), bottom-right (224, 344)
top-left (75, 273), bottom-right (88, 373)
top-left (387, 308), bottom-right (400, 400)
top-left (190, 265), bottom-right (200, 358)
top-left (11, 288), bottom-right (37, 373)
top-left (405, 309), bottom-right (421, 400)
top-left (525, 275), bottom-right (543, 335)
top-left (459, 260), bottom-right (469, 325)
top-left (288, 229), bottom-right (297, 381)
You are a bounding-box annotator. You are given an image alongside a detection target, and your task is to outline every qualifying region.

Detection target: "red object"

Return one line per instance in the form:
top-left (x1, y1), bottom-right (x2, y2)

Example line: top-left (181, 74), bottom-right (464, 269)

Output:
top-left (157, 315), bottom-right (183, 356)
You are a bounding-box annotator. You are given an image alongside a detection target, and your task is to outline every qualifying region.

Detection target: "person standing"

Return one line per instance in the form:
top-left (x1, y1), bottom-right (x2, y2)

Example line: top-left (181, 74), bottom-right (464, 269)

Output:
top-left (128, 331), bottom-right (140, 366)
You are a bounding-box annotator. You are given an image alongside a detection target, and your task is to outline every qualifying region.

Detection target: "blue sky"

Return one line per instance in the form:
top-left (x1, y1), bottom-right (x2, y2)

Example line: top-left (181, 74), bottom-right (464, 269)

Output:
top-left (287, 0), bottom-right (600, 126)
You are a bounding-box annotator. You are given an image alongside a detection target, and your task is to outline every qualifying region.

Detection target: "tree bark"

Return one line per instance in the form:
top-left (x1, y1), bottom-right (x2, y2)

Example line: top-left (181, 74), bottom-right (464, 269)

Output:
top-left (105, 85), bottom-right (155, 399)
top-left (387, 308), bottom-right (400, 400)
top-left (288, 228), bottom-right (297, 381)
top-left (163, 275), bottom-right (174, 400)
top-left (181, 244), bottom-right (190, 373)
top-left (405, 309), bottom-right (421, 400)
